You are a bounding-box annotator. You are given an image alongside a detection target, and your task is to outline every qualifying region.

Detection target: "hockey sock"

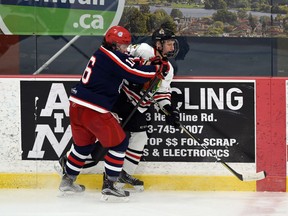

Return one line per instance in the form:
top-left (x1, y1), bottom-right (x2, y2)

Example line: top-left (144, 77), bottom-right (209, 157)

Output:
top-left (65, 144), bottom-right (95, 176)
top-left (104, 136), bottom-right (128, 177)
top-left (123, 131), bottom-right (147, 175)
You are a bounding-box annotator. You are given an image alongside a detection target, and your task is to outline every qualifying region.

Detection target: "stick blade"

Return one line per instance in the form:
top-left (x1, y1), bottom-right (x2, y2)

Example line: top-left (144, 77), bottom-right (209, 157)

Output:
top-left (242, 171), bottom-right (266, 181)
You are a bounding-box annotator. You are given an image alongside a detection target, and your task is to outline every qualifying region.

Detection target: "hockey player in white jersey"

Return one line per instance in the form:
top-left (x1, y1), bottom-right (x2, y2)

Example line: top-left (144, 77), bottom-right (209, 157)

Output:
top-left (113, 27), bottom-right (180, 191)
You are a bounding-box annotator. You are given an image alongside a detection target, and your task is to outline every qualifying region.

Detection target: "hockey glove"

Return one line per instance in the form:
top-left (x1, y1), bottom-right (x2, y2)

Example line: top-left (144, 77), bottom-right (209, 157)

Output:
top-left (149, 56), bottom-right (170, 79)
top-left (132, 57), bottom-right (147, 66)
top-left (156, 58), bottom-right (170, 79)
top-left (162, 105), bottom-right (180, 128)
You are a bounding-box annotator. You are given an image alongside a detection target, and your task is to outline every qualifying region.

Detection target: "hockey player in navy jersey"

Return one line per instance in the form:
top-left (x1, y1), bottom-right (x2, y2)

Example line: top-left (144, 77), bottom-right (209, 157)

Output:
top-left (112, 27), bottom-right (180, 191)
top-left (58, 25), bottom-right (169, 200)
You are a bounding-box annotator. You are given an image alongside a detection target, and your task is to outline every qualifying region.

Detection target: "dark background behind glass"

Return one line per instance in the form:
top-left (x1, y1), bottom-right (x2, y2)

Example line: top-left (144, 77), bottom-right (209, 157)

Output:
top-left (1, 35), bottom-right (287, 77)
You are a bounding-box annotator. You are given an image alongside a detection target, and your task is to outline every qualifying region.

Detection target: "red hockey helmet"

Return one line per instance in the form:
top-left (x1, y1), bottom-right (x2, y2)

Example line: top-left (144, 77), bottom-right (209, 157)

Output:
top-left (104, 26), bottom-right (131, 46)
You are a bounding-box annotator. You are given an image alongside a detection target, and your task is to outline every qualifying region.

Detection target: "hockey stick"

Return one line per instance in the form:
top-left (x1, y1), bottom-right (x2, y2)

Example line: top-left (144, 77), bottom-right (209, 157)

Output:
top-left (178, 123), bottom-right (266, 181)
top-left (122, 76), bottom-right (160, 127)
top-left (33, 35), bottom-right (80, 75)
top-left (157, 103), bottom-right (266, 182)
top-left (82, 75), bottom-right (161, 168)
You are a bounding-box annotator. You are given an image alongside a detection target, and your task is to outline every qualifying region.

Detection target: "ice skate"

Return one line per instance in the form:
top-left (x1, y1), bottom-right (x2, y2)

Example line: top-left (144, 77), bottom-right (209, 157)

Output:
top-left (116, 170), bottom-right (144, 192)
top-left (59, 173), bottom-right (85, 195)
top-left (54, 155), bottom-right (67, 176)
top-left (57, 155), bottom-right (85, 195)
top-left (100, 173), bottom-right (129, 202)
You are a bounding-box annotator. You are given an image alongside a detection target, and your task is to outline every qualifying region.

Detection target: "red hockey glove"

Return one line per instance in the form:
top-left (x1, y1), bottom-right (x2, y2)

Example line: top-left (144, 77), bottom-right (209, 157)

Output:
top-left (156, 58), bottom-right (170, 79)
top-left (132, 57), bottom-right (147, 66)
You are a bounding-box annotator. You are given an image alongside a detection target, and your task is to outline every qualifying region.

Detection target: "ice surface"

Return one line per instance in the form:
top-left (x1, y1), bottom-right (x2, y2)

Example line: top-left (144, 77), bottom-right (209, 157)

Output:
top-left (0, 189), bottom-right (288, 216)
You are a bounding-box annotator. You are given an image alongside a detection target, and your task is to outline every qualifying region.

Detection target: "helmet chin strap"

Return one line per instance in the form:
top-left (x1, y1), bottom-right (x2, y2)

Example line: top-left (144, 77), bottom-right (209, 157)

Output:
top-left (158, 49), bottom-right (168, 59)
top-left (161, 40), bottom-right (171, 58)
top-left (158, 50), bottom-right (164, 58)
top-left (156, 42), bottom-right (166, 58)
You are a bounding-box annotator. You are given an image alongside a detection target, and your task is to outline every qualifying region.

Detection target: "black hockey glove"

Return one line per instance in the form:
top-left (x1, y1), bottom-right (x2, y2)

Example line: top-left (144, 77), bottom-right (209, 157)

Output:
top-left (162, 105), bottom-right (180, 128)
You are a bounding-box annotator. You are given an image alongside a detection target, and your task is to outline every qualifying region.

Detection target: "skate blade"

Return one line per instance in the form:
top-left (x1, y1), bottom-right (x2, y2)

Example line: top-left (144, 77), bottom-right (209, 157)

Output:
top-left (57, 190), bottom-right (84, 198)
top-left (115, 182), bottom-right (144, 193)
top-left (133, 185), bottom-right (144, 192)
top-left (100, 194), bottom-right (129, 202)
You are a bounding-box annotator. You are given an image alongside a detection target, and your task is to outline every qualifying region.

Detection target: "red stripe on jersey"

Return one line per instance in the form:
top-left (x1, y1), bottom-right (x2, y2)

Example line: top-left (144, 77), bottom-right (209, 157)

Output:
top-left (100, 46), bottom-right (156, 78)
top-left (104, 155), bottom-right (124, 165)
top-left (122, 85), bottom-right (152, 106)
top-left (154, 94), bottom-right (171, 100)
top-left (122, 86), bottom-right (141, 102)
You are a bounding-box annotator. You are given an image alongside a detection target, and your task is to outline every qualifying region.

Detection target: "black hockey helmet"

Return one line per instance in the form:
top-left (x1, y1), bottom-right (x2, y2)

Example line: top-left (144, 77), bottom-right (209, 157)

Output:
top-left (152, 28), bottom-right (179, 58)
top-left (152, 28), bottom-right (176, 42)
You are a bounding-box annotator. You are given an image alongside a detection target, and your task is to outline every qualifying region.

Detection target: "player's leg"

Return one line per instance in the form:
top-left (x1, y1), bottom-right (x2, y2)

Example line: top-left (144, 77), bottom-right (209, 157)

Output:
top-left (58, 102), bottom-right (97, 193)
top-left (116, 105), bottom-right (148, 191)
top-left (101, 136), bottom-right (130, 200)
top-left (55, 140), bottom-right (105, 175)
top-left (59, 144), bottom-right (95, 193)
top-left (94, 111), bottom-right (130, 200)
top-left (118, 131), bottom-right (147, 191)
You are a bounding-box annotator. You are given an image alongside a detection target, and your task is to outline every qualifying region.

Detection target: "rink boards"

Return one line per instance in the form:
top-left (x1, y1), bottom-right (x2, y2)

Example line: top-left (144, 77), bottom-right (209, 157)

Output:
top-left (0, 75), bottom-right (286, 192)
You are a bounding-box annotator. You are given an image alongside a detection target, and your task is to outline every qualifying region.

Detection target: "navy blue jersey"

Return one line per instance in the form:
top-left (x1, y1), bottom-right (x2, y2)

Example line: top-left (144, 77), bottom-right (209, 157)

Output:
top-left (69, 46), bottom-right (157, 112)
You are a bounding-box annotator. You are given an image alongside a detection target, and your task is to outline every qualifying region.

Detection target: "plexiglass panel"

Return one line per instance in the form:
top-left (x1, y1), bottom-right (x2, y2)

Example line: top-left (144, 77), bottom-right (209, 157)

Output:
top-left (0, 0), bottom-right (287, 76)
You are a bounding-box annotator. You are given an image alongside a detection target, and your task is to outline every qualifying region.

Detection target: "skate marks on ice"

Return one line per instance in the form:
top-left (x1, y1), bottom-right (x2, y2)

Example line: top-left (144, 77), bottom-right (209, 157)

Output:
top-left (0, 189), bottom-right (288, 216)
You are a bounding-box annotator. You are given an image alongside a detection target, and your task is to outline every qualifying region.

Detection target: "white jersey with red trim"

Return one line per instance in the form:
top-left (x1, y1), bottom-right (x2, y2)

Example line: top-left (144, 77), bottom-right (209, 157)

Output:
top-left (123, 43), bottom-right (174, 113)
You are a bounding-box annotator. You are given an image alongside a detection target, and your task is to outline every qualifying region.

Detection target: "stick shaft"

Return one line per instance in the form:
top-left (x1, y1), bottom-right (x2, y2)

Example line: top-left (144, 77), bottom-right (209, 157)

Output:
top-left (83, 76), bottom-right (160, 168)
top-left (33, 35), bottom-right (80, 75)
top-left (179, 123), bottom-right (267, 181)
top-left (122, 76), bottom-right (160, 127)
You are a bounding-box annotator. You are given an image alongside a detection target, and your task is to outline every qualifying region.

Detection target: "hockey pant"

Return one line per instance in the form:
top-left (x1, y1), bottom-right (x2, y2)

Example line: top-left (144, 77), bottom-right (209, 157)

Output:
top-left (66, 102), bottom-right (128, 178)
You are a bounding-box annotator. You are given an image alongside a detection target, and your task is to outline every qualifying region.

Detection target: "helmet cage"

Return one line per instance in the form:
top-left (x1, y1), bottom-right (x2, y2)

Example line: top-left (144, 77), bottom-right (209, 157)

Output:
top-left (152, 28), bottom-right (179, 58)
top-left (165, 38), bottom-right (179, 58)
